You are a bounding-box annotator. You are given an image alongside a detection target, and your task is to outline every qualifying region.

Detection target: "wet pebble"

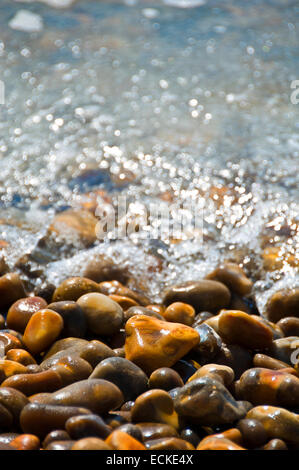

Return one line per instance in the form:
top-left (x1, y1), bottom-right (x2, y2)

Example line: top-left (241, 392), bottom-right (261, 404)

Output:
top-left (7, 297), bottom-right (47, 333)
top-left (148, 367), bottom-right (184, 391)
top-left (265, 288), bottom-right (299, 322)
top-left (65, 414), bottom-right (111, 440)
top-left (47, 301), bottom-right (87, 338)
top-left (52, 277), bottom-right (102, 303)
top-left (23, 310), bottom-right (64, 355)
top-left (163, 302), bottom-right (195, 326)
top-left (77, 293), bottom-right (124, 336)
top-left (0, 273), bottom-right (26, 311)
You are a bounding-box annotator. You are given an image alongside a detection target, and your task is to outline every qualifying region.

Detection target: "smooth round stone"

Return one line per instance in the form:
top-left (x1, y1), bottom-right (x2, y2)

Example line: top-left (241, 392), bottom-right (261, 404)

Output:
top-left (42, 340), bottom-right (116, 369)
top-left (46, 440), bottom-right (75, 450)
top-left (20, 403), bottom-right (92, 438)
top-left (71, 437), bottom-right (112, 450)
top-left (261, 439), bottom-right (288, 450)
top-left (277, 317), bottom-right (299, 337)
top-left (77, 293), bottom-right (124, 336)
top-left (187, 364), bottom-right (235, 387)
top-left (270, 336), bottom-right (299, 364)
top-left (206, 263), bottom-right (252, 296)
top-left (253, 354), bottom-right (290, 370)
top-left (145, 437), bottom-right (194, 450)
top-left (47, 301), bottom-right (87, 338)
top-left (7, 297), bottom-right (47, 333)
top-left (99, 280), bottom-right (150, 307)
top-left (174, 376), bottom-right (246, 426)
top-left (131, 389), bottom-right (178, 429)
top-left (6, 349), bottom-right (36, 366)
top-left (193, 323), bottom-right (222, 361)
top-left (65, 414), bottom-right (111, 440)
top-left (109, 295), bottom-right (139, 311)
top-left (116, 424), bottom-right (143, 443)
top-left (46, 356), bottom-right (92, 387)
top-left (265, 288), bottom-right (299, 322)
top-left (149, 368), bottom-right (184, 391)
top-left (90, 357), bottom-right (148, 401)
top-left (52, 277), bottom-right (102, 303)
top-left (237, 418), bottom-right (268, 448)
top-left (105, 430), bottom-right (146, 450)
top-left (163, 302), bottom-right (195, 326)
top-left (236, 367), bottom-right (299, 407)
top-left (163, 280), bottom-right (231, 312)
top-left (83, 255), bottom-right (129, 285)
top-left (125, 315), bottom-right (199, 374)
top-left (23, 309), bottom-right (64, 355)
top-left (10, 434), bottom-right (40, 450)
top-left (42, 338), bottom-right (88, 360)
top-left (113, 347), bottom-right (125, 358)
top-left (124, 306), bottom-right (164, 322)
top-left (0, 388), bottom-right (29, 425)
top-left (42, 430), bottom-right (70, 448)
top-left (47, 379), bottom-right (124, 415)
top-left (0, 360), bottom-right (28, 384)
top-left (146, 305), bottom-right (165, 316)
top-left (136, 423), bottom-right (178, 441)
top-left (197, 436), bottom-right (245, 450)
top-left (0, 273), bottom-right (26, 311)
top-left (217, 310), bottom-right (273, 349)
top-left (2, 370), bottom-right (62, 396)
top-left (246, 406), bottom-right (299, 444)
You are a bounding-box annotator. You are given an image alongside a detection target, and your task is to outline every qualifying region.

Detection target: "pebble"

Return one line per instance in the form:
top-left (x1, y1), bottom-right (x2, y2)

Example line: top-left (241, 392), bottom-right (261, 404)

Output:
top-left (71, 437), bottom-right (112, 450)
top-left (7, 297), bottom-right (47, 333)
top-left (246, 406), bottom-right (299, 445)
top-left (1, 370), bottom-right (63, 396)
top-left (124, 306), bottom-right (164, 322)
top-left (99, 280), bottom-right (150, 306)
top-left (46, 355), bottom-right (92, 387)
top-left (236, 367), bottom-right (299, 407)
top-left (0, 388), bottom-right (29, 425)
top-left (90, 357), bottom-right (148, 401)
top-left (131, 389), bottom-right (179, 429)
top-left (174, 376), bottom-right (246, 425)
top-left (193, 323), bottom-right (222, 361)
top-left (187, 364), bottom-right (235, 387)
top-left (23, 309), bottom-right (64, 355)
top-left (0, 273), bottom-right (26, 311)
top-left (149, 368), bottom-right (184, 391)
top-left (253, 353), bottom-right (290, 370)
top-left (265, 288), bottom-right (299, 322)
top-left (77, 293), bottom-right (124, 336)
top-left (237, 418), bottom-right (268, 448)
top-left (163, 302), bottom-right (195, 326)
top-left (109, 295), bottom-right (139, 310)
top-left (47, 209), bottom-right (98, 248)
top-left (261, 438), bottom-right (288, 450)
top-left (217, 310), bottom-right (273, 349)
top-left (10, 434), bottom-right (40, 451)
top-left (6, 349), bottom-right (36, 366)
top-left (197, 436), bottom-right (245, 450)
top-left (163, 280), bottom-right (231, 312)
top-left (125, 315), bottom-right (199, 374)
top-left (145, 437), bottom-right (194, 450)
top-left (65, 414), bottom-right (111, 440)
top-left (44, 379), bottom-right (124, 415)
top-left (52, 277), bottom-right (102, 302)
top-left (206, 263), bottom-right (252, 296)
top-left (105, 430), bottom-right (146, 450)
top-left (42, 430), bottom-right (70, 448)
top-left (0, 360), bottom-right (28, 383)
top-left (20, 403), bottom-right (92, 438)
top-left (47, 301), bottom-right (87, 338)
top-left (277, 317), bottom-right (299, 337)
top-left (136, 423), bottom-right (178, 441)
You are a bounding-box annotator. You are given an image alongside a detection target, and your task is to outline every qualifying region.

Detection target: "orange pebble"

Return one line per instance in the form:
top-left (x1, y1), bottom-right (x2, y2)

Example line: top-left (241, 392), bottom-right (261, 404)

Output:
top-left (106, 430), bottom-right (145, 450)
top-left (109, 295), bottom-right (139, 310)
top-left (197, 437), bottom-right (245, 450)
top-left (23, 310), bottom-right (64, 355)
top-left (163, 302), bottom-right (195, 326)
top-left (10, 434), bottom-right (40, 450)
top-left (6, 349), bottom-right (36, 366)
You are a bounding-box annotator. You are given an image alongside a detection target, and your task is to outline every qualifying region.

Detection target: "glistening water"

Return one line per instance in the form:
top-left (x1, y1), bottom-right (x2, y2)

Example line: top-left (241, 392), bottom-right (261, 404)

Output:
top-left (0, 0), bottom-right (298, 312)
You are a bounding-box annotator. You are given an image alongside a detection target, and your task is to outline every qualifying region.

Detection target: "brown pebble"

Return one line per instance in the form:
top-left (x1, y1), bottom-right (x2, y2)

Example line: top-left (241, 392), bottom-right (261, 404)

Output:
top-left (52, 277), bottom-right (102, 303)
top-left (265, 288), bottom-right (299, 322)
top-left (197, 436), bottom-right (245, 450)
top-left (99, 280), bottom-right (150, 306)
top-left (136, 423), bottom-right (178, 441)
top-left (6, 349), bottom-right (36, 366)
top-left (217, 310), bottom-right (273, 349)
top-left (206, 263), bottom-right (252, 296)
top-left (0, 360), bottom-right (28, 384)
top-left (7, 297), bottom-right (47, 333)
top-left (149, 368), bottom-right (184, 391)
top-left (23, 309), bottom-right (64, 355)
top-left (237, 418), bottom-right (268, 448)
top-left (246, 406), bottom-right (299, 444)
top-left (109, 294), bottom-right (139, 310)
top-left (71, 437), bottom-right (112, 450)
top-left (47, 301), bottom-right (87, 338)
top-left (0, 273), bottom-right (26, 311)
top-left (163, 280), bottom-right (231, 312)
top-left (65, 414), bottom-right (111, 440)
top-left (277, 317), bottom-right (299, 337)
top-left (253, 353), bottom-right (290, 370)
top-left (145, 437), bottom-right (194, 450)
top-left (1, 370), bottom-right (63, 396)
top-left (261, 439), bottom-right (288, 450)
top-left (46, 440), bottom-right (75, 450)
top-left (163, 302), bottom-right (195, 326)
top-left (125, 315), bottom-right (199, 374)
top-left (42, 430), bottom-right (70, 448)
top-left (0, 387), bottom-right (29, 425)
top-left (77, 293), bottom-right (124, 336)
top-left (187, 364), bottom-right (235, 387)
top-left (131, 389), bottom-right (178, 429)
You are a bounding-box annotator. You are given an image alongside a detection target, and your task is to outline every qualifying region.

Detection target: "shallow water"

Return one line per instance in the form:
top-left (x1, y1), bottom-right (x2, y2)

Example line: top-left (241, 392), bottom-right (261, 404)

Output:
top-left (0, 0), bottom-right (298, 310)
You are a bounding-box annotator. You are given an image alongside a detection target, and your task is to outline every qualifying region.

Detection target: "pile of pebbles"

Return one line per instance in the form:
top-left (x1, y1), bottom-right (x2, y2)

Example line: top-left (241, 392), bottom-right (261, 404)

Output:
top-left (0, 263), bottom-right (298, 450)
